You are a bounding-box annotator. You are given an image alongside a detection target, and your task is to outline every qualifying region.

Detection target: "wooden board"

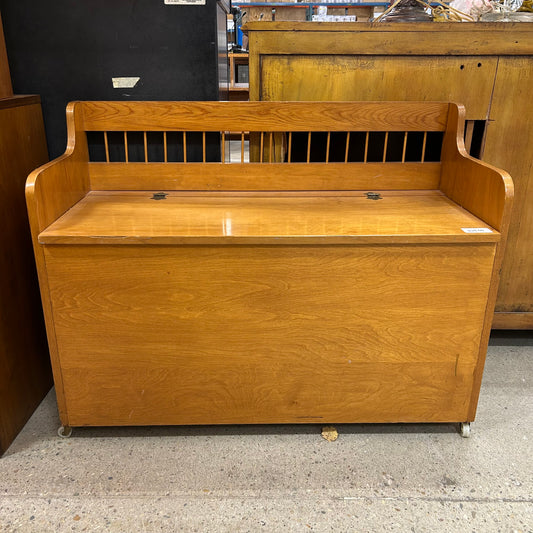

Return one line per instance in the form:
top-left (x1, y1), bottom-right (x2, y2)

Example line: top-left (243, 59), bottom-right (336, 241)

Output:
top-left (244, 22), bottom-right (533, 55)
top-left (79, 101), bottom-right (449, 132)
top-left (484, 57), bottom-right (533, 323)
top-left (88, 162), bottom-right (442, 192)
top-left (0, 97), bottom-right (51, 454)
top-left (260, 56), bottom-right (497, 120)
top-left (43, 243), bottom-right (496, 426)
top-left (39, 191), bottom-right (500, 246)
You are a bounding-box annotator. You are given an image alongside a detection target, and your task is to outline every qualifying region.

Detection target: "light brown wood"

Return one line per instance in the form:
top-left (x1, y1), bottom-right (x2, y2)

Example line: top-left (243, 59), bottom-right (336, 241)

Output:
top-left (492, 313), bottom-right (533, 330)
top-left (245, 22), bottom-right (532, 328)
top-left (0, 96), bottom-right (51, 454)
top-left (244, 21), bottom-right (533, 54)
top-left (483, 57), bottom-right (533, 323)
top-left (259, 56), bottom-right (497, 120)
top-left (0, 12), bottom-right (13, 98)
top-left (80, 101), bottom-right (449, 132)
top-left (26, 102), bottom-right (90, 422)
top-left (39, 191), bottom-right (500, 246)
top-left (27, 100), bottom-right (513, 430)
top-left (228, 52), bottom-right (249, 101)
top-left (440, 104), bottom-right (514, 232)
top-left (43, 243), bottom-right (495, 426)
top-left (88, 162), bottom-right (442, 191)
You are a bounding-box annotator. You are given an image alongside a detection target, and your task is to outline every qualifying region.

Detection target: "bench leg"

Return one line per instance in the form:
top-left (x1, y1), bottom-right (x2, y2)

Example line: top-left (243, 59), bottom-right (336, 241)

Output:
top-left (57, 425), bottom-right (72, 438)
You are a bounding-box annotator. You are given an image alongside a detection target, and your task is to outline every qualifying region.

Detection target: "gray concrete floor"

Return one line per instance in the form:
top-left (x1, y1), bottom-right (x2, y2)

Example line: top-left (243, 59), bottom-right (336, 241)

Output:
top-left (0, 333), bottom-right (532, 532)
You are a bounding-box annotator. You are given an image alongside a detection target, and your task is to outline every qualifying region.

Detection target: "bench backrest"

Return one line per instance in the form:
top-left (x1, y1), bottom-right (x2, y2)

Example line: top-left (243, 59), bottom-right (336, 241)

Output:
top-left (67, 101), bottom-right (454, 192)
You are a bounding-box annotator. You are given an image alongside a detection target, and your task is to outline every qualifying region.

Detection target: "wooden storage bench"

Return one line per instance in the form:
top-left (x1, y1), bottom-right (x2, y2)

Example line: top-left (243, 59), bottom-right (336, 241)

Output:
top-left (26, 101), bottom-right (513, 436)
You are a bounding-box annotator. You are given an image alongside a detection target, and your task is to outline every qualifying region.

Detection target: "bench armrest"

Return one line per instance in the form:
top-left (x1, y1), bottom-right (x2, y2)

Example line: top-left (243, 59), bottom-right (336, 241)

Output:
top-left (441, 103), bottom-right (514, 233)
top-left (25, 102), bottom-right (90, 236)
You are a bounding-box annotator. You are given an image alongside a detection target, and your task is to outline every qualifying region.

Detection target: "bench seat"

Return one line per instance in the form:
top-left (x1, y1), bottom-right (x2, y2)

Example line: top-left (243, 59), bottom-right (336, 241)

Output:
top-left (40, 190), bottom-right (499, 245)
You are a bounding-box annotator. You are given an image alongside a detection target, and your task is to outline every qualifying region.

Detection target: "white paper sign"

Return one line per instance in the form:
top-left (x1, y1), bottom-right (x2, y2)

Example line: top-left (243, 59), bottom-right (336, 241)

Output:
top-left (461, 227), bottom-right (493, 234)
top-left (112, 77), bottom-right (140, 89)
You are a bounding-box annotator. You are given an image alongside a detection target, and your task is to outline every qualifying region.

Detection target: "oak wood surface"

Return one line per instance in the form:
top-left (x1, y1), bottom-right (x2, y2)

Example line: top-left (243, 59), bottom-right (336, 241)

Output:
top-left (482, 57), bottom-right (533, 323)
top-left (43, 243), bottom-right (495, 426)
top-left (440, 104), bottom-right (514, 232)
top-left (39, 191), bottom-right (499, 246)
top-left (246, 24), bottom-right (529, 328)
top-left (259, 56), bottom-right (497, 120)
top-left (244, 22), bottom-right (533, 55)
top-left (27, 100), bottom-right (513, 428)
top-left (26, 102), bottom-right (90, 422)
top-left (0, 98), bottom-right (51, 454)
top-left (80, 101), bottom-right (449, 133)
top-left (88, 162), bottom-right (442, 192)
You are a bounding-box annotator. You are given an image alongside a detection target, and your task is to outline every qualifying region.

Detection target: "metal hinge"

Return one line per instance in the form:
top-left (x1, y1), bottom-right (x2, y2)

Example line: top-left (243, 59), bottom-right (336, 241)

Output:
top-left (366, 192), bottom-right (382, 200)
top-left (152, 192), bottom-right (168, 200)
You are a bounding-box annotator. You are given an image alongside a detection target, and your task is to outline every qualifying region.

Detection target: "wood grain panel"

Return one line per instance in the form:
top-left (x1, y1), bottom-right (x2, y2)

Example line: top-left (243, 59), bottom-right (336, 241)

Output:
top-left (0, 99), bottom-right (50, 454)
top-left (43, 243), bottom-right (496, 426)
top-left (39, 191), bottom-right (499, 246)
top-left (440, 104), bottom-right (514, 232)
top-left (88, 162), bottom-right (442, 191)
top-left (25, 101), bottom-right (90, 422)
top-left (80, 101), bottom-right (449, 132)
top-left (245, 22), bottom-right (533, 55)
top-left (492, 313), bottom-right (533, 330)
top-left (484, 58), bottom-right (533, 316)
top-left (260, 56), bottom-right (497, 120)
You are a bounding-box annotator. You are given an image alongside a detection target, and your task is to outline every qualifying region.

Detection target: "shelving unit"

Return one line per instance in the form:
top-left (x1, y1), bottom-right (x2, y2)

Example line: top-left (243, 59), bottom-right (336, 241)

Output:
top-left (228, 52), bottom-right (249, 100)
top-left (233, 2), bottom-right (382, 21)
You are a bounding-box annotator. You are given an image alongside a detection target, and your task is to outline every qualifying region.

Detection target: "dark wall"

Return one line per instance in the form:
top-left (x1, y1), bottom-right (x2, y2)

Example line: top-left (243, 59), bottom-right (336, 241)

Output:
top-left (0, 0), bottom-right (228, 158)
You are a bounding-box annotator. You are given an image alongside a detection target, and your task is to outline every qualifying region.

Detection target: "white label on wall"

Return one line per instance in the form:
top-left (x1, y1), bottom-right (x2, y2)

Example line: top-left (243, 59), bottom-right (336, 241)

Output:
top-left (112, 77), bottom-right (141, 89)
top-left (165, 0), bottom-right (206, 4)
top-left (461, 227), bottom-right (493, 234)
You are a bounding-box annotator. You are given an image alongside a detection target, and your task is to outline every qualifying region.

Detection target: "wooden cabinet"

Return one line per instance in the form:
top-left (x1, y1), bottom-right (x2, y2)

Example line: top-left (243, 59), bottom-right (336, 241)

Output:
top-left (0, 98), bottom-right (52, 454)
top-left (245, 21), bottom-right (533, 329)
top-left (0, 12), bottom-right (52, 455)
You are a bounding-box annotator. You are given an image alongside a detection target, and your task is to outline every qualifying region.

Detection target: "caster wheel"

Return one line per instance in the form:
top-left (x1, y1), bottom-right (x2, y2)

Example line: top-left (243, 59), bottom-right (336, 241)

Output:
top-left (58, 425), bottom-right (72, 438)
top-left (459, 422), bottom-right (471, 438)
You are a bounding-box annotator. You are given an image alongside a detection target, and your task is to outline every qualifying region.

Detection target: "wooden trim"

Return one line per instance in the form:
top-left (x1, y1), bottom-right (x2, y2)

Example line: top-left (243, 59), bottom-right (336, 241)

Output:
top-left (492, 312), bottom-right (533, 330)
top-left (0, 94), bottom-right (41, 110)
top-left (79, 101), bottom-right (449, 133)
top-left (243, 22), bottom-right (533, 56)
top-left (88, 162), bottom-right (442, 191)
top-left (243, 21), bottom-right (533, 33)
top-left (40, 234), bottom-right (500, 247)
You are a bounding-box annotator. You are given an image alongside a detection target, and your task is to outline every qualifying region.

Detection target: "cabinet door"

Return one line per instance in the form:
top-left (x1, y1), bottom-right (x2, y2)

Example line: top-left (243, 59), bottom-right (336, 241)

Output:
top-left (485, 57), bottom-right (533, 316)
top-left (260, 55), bottom-right (497, 120)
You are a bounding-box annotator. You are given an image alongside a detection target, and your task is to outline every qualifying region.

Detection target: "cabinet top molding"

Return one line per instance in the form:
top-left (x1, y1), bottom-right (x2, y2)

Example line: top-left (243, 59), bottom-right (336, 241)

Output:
top-left (243, 22), bottom-right (533, 55)
top-left (244, 21), bottom-right (533, 31)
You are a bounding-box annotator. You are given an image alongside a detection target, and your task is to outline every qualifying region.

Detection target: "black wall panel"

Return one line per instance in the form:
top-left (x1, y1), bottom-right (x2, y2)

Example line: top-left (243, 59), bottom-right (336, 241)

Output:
top-left (0, 0), bottom-right (228, 158)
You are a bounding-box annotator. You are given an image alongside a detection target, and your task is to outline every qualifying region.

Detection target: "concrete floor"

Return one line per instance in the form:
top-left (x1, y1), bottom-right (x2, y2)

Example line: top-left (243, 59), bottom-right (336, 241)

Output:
top-left (0, 332), bottom-right (531, 532)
